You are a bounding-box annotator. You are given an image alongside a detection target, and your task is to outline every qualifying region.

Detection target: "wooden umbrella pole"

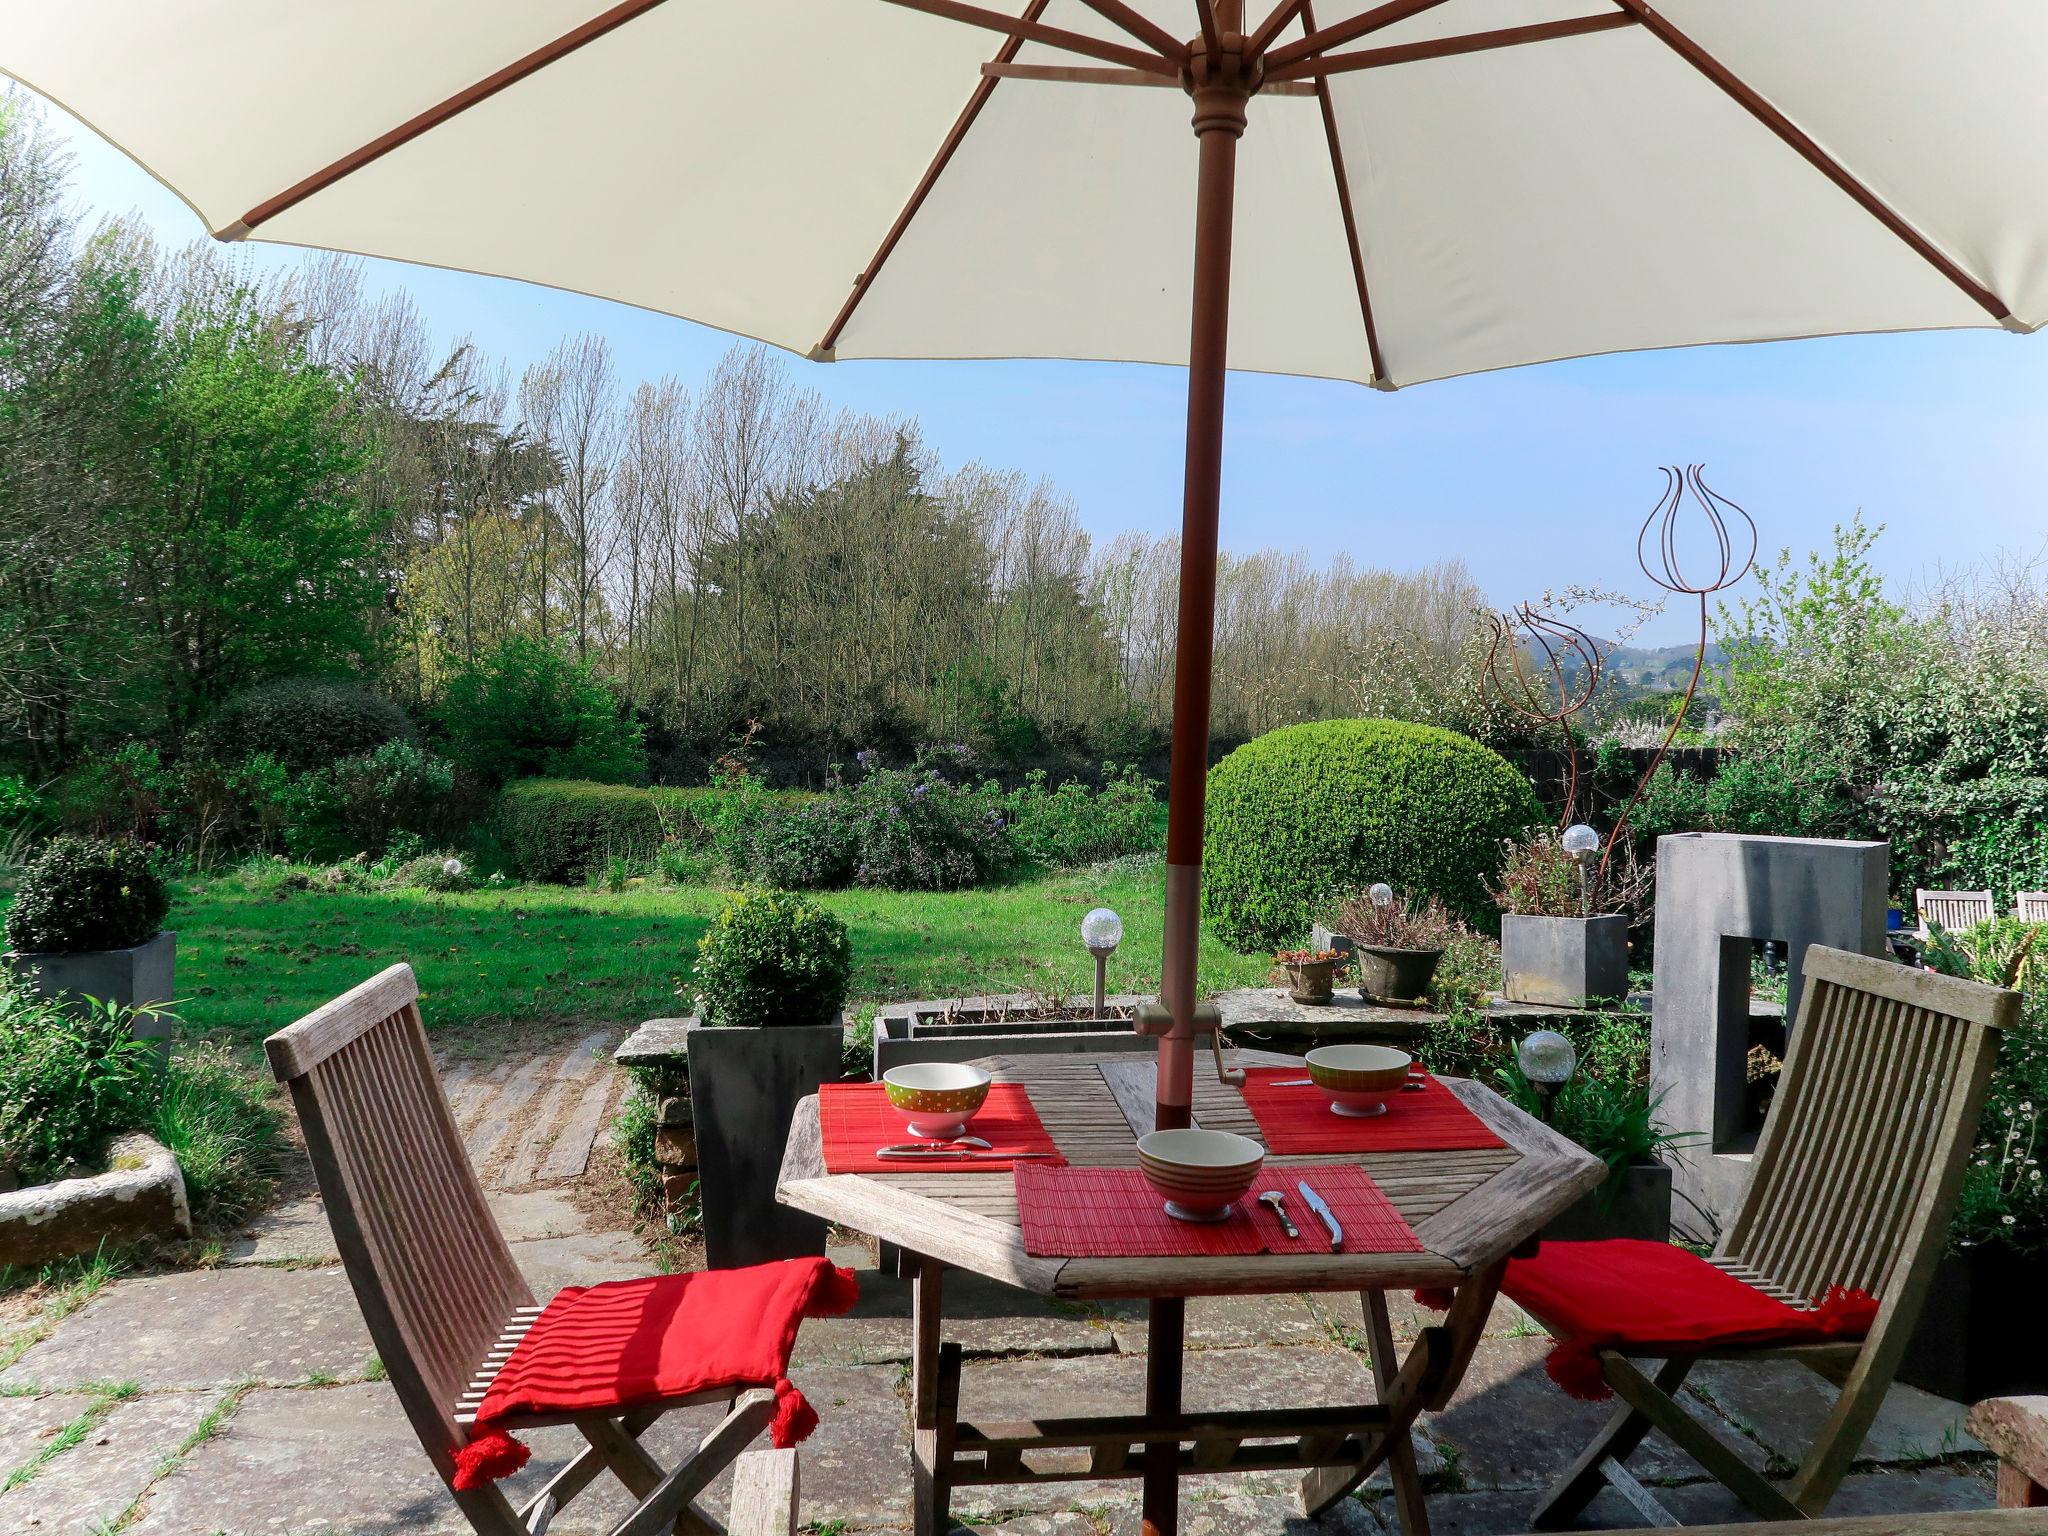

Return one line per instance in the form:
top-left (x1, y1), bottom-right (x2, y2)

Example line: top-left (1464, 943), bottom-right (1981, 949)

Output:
top-left (1144, 24), bottom-right (1249, 1536)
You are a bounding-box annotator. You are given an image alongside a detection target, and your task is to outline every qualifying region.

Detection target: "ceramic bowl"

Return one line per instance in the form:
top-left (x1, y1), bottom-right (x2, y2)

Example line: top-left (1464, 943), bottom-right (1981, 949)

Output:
top-left (1305, 1044), bottom-right (1414, 1118)
top-left (882, 1062), bottom-right (992, 1139)
top-left (1136, 1128), bottom-right (1266, 1222)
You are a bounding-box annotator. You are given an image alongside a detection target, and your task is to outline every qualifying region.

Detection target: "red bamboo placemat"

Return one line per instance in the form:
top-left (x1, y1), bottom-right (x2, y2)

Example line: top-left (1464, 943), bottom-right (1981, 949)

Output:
top-left (1239, 1067), bottom-right (1505, 1154)
top-left (819, 1082), bottom-right (1065, 1173)
top-left (1015, 1163), bottom-right (1421, 1258)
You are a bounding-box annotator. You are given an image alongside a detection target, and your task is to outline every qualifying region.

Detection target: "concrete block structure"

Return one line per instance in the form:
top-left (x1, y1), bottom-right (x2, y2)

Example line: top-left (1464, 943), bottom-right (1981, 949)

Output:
top-left (1650, 833), bottom-right (1888, 1226)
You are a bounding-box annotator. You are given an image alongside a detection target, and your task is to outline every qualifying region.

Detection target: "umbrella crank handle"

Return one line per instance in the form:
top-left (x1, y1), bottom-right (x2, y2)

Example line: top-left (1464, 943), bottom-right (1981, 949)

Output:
top-left (1139, 1001), bottom-right (1238, 1086)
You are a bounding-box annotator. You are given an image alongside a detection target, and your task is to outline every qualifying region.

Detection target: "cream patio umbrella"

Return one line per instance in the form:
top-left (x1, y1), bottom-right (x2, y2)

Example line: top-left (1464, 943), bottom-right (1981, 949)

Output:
top-left (8, 0), bottom-right (2044, 1519)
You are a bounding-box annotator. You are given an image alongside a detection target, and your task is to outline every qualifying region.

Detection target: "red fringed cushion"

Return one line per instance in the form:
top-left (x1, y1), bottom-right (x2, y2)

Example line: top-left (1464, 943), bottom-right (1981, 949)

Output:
top-left (452, 1257), bottom-right (858, 1489)
top-left (1501, 1240), bottom-right (1877, 1402)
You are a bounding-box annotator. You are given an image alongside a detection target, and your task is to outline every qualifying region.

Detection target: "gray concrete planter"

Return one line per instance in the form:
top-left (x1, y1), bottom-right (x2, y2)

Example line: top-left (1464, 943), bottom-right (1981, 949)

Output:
top-left (8, 930), bottom-right (177, 1045)
top-left (686, 1019), bottom-right (844, 1269)
top-left (1897, 1246), bottom-right (2048, 1402)
top-left (871, 993), bottom-right (1192, 1077)
top-left (1539, 1160), bottom-right (1671, 1243)
top-left (0, 1133), bottom-right (190, 1267)
top-left (1351, 944), bottom-right (1441, 1004)
top-left (1500, 913), bottom-right (1627, 1007)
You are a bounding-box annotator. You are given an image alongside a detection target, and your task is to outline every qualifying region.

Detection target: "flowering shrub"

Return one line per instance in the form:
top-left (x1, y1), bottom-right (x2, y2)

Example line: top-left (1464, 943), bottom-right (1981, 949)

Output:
top-left (839, 751), bottom-right (1009, 892)
top-left (1926, 917), bottom-right (2048, 1255)
top-left (1326, 889), bottom-right (1463, 951)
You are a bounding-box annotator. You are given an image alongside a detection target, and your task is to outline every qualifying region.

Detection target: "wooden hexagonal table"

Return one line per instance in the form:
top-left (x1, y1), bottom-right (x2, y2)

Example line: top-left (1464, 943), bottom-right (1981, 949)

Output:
top-left (779, 1048), bottom-right (1605, 1536)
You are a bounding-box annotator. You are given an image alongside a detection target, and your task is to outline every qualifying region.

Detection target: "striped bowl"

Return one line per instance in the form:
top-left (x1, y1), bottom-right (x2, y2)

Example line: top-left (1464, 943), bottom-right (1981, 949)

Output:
top-left (882, 1062), bottom-right (992, 1139)
top-left (1305, 1044), bottom-right (1413, 1118)
top-left (1136, 1128), bottom-right (1265, 1222)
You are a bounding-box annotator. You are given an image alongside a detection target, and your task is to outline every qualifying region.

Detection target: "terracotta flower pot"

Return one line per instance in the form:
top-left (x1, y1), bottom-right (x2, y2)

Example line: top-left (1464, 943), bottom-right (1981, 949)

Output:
top-left (1284, 958), bottom-right (1339, 1005)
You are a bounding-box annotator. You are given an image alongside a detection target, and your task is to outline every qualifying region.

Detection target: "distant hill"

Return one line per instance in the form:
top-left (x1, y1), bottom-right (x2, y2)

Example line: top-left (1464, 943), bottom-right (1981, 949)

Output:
top-left (1602, 641), bottom-right (1730, 689)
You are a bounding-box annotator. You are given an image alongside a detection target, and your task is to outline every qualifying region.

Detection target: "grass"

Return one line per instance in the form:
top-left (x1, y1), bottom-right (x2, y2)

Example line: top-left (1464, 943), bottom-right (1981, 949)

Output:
top-left (151, 1046), bottom-right (285, 1228)
top-left (167, 855), bottom-right (1271, 1043)
top-left (2, 1380), bottom-right (138, 1493)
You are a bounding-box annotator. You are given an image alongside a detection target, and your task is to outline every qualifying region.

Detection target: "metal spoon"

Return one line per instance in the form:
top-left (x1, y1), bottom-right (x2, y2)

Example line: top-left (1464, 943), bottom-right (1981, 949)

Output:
top-left (1258, 1190), bottom-right (1300, 1238)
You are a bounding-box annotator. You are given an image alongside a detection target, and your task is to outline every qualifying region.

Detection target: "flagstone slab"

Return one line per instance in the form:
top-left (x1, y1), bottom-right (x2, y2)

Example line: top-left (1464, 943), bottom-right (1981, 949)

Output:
top-left (128, 1383), bottom-right (467, 1536)
top-left (508, 1231), bottom-right (650, 1301)
top-left (0, 1267), bottom-right (372, 1392)
top-left (1311, 1292), bottom-right (1538, 1346)
top-left (1689, 1358), bottom-right (1981, 1465)
top-left (961, 1512), bottom-right (1110, 1536)
top-left (490, 1186), bottom-right (595, 1243)
top-left (1421, 1338), bottom-right (1765, 1490)
top-left (220, 1193), bottom-right (340, 1266)
top-left (0, 1388), bottom-right (215, 1533)
top-left (0, 1392), bottom-right (89, 1479)
top-left (1107, 1293), bottom-right (1330, 1352)
top-left (793, 1268), bottom-right (1117, 1368)
top-left (1109, 1490), bottom-right (1384, 1536)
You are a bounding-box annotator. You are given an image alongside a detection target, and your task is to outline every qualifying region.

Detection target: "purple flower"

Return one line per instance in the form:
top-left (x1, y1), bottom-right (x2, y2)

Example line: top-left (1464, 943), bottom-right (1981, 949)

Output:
top-left (910, 783), bottom-right (927, 800)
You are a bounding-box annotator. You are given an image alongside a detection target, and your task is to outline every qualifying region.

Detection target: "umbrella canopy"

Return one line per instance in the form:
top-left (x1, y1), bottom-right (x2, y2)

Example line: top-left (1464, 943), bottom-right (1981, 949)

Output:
top-left (14, 8), bottom-right (2046, 1531)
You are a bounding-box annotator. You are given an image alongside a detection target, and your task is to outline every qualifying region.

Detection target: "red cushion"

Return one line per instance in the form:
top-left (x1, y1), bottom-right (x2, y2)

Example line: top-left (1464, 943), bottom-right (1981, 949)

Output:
top-left (1496, 1240), bottom-right (1875, 1401)
top-left (452, 1257), bottom-right (857, 1489)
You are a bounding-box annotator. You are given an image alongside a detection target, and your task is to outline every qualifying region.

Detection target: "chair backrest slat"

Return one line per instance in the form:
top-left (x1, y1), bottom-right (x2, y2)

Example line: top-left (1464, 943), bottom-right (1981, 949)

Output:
top-left (2017, 892), bottom-right (2048, 924)
top-left (268, 966), bottom-right (531, 1474)
top-left (1720, 945), bottom-right (2014, 1314)
top-left (1916, 888), bottom-right (1994, 933)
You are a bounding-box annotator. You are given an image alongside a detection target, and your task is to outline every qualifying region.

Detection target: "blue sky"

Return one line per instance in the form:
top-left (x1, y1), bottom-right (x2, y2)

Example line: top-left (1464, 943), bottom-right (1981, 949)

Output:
top-left (33, 89), bottom-right (2048, 647)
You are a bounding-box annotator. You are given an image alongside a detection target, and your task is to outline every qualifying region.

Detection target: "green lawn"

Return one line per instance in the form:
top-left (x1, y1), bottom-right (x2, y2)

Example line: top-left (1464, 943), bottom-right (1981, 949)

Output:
top-left (167, 856), bottom-right (1271, 1045)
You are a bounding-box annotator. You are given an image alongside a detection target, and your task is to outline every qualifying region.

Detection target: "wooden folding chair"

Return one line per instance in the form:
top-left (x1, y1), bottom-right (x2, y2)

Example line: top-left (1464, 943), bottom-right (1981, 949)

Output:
top-left (1528, 945), bottom-right (2017, 1528)
top-left (1917, 887), bottom-right (1995, 936)
top-left (267, 964), bottom-right (799, 1536)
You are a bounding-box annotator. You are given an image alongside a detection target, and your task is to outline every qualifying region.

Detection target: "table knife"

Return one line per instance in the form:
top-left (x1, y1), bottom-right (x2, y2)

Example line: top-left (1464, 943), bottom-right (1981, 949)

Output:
top-left (875, 1147), bottom-right (1057, 1160)
top-left (1295, 1179), bottom-right (1344, 1252)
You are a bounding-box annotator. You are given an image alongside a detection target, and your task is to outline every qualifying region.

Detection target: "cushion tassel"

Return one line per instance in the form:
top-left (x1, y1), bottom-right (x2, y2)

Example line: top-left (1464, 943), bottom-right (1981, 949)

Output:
top-left (1544, 1338), bottom-right (1613, 1402)
top-left (1809, 1285), bottom-right (1879, 1336)
top-left (451, 1428), bottom-right (531, 1490)
top-left (771, 1376), bottom-right (818, 1448)
top-left (808, 1263), bottom-right (861, 1319)
top-left (1411, 1287), bottom-right (1457, 1311)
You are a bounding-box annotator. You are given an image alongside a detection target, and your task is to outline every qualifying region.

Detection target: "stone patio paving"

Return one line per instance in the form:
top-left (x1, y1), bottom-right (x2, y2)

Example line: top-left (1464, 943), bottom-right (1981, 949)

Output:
top-left (0, 1035), bottom-right (1996, 1535)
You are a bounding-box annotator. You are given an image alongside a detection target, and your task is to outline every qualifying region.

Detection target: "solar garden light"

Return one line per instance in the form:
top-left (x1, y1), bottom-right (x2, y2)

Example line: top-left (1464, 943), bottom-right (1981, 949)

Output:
top-left (1368, 882), bottom-right (1394, 908)
top-left (1561, 822), bottom-right (1601, 917)
top-left (1081, 907), bottom-right (1123, 1018)
top-left (1517, 1029), bottom-right (1579, 1122)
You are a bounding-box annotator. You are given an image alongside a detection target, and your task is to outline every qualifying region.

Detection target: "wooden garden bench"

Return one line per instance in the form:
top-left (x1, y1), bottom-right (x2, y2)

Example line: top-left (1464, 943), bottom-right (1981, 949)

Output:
top-left (2015, 892), bottom-right (2048, 925)
top-left (267, 964), bottom-right (802, 1536)
top-left (1917, 888), bottom-right (1996, 936)
top-left (1525, 945), bottom-right (2017, 1528)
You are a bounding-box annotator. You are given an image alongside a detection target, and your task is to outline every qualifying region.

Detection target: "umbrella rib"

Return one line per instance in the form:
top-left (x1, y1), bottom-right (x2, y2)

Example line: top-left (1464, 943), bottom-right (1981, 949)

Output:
top-left (1609, 0), bottom-right (2012, 324)
top-left (229, 0), bottom-right (670, 235)
top-left (982, 63), bottom-right (1314, 94)
top-left (1246, 0), bottom-right (1312, 60)
top-left (1302, 1), bottom-right (1389, 387)
top-left (819, 0), bottom-right (1061, 355)
top-left (1074, 0), bottom-right (1190, 63)
top-left (1265, 0), bottom-right (1459, 73)
top-left (1266, 13), bottom-right (1637, 81)
top-left (876, 0), bottom-right (1180, 75)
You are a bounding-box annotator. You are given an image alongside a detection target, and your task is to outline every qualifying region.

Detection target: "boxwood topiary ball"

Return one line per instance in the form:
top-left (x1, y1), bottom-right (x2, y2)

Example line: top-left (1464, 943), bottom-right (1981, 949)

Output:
top-left (4, 835), bottom-right (169, 955)
top-left (692, 888), bottom-right (852, 1030)
top-left (1201, 718), bottom-right (1542, 951)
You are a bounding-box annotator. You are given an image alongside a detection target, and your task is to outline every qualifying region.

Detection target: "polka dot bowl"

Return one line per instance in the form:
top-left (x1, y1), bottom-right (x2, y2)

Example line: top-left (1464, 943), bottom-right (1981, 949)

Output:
top-left (882, 1062), bottom-right (994, 1140)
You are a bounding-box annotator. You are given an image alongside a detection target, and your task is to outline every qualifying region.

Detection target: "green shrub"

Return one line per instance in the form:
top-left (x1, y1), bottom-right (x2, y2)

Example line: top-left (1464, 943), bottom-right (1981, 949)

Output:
top-left (386, 851), bottom-right (474, 892)
top-left (152, 1046), bottom-right (284, 1228)
top-left (440, 636), bottom-right (644, 785)
top-left (55, 742), bottom-right (174, 842)
top-left (281, 740), bottom-right (458, 862)
top-left (0, 984), bottom-right (161, 1184)
top-left (4, 835), bottom-right (168, 954)
top-left (0, 774), bottom-right (45, 833)
top-left (611, 1079), bottom-right (664, 1216)
top-left (692, 888), bottom-right (852, 1029)
top-left (747, 800), bottom-right (859, 889)
top-left (836, 750), bottom-right (1009, 891)
top-left (1202, 719), bottom-right (1543, 949)
top-left (1005, 766), bottom-right (1163, 868)
top-left (190, 678), bottom-right (416, 774)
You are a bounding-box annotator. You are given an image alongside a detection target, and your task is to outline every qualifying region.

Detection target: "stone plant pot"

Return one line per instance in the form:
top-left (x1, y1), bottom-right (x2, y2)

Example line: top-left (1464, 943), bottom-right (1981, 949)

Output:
top-left (685, 1019), bottom-right (844, 1270)
top-left (0, 1133), bottom-right (190, 1266)
top-left (1352, 944), bottom-right (1442, 1004)
top-left (1896, 1245), bottom-right (2048, 1403)
top-left (1284, 958), bottom-right (1340, 1005)
top-left (1539, 1160), bottom-right (1672, 1243)
top-left (8, 930), bottom-right (176, 1047)
top-left (1500, 913), bottom-right (1628, 1007)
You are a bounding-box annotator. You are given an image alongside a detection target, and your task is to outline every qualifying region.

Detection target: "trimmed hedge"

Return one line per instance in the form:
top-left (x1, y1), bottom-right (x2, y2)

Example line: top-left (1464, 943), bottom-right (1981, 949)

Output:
top-left (1202, 718), bottom-right (1543, 950)
top-left (497, 779), bottom-right (805, 883)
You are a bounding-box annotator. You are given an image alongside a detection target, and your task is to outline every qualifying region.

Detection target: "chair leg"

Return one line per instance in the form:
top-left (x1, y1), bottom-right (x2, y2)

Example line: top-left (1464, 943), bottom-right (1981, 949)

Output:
top-left (611, 1388), bottom-right (780, 1536)
top-left (1529, 1357), bottom-right (1692, 1532)
top-left (1602, 1354), bottom-right (1803, 1523)
top-left (1786, 1335), bottom-right (1905, 1515)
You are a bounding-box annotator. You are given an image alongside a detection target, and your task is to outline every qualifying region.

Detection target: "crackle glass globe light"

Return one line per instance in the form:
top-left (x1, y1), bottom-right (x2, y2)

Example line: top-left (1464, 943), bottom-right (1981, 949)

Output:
top-left (1368, 882), bottom-right (1395, 908)
top-left (1517, 1029), bottom-right (1579, 1088)
top-left (1081, 908), bottom-right (1123, 955)
top-left (1561, 823), bottom-right (1601, 860)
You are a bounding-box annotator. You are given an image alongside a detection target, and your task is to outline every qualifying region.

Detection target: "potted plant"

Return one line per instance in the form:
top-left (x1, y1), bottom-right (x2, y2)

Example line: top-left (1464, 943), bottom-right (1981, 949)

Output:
top-left (1896, 918), bottom-right (2048, 1400)
top-left (4, 836), bottom-right (175, 1048)
top-left (1499, 1057), bottom-right (1689, 1241)
top-left (682, 888), bottom-right (852, 1269)
top-left (1275, 948), bottom-right (1346, 1005)
top-left (1325, 886), bottom-right (1459, 1004)
top-left (1490, 827), bottom-right (1631, 1007)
